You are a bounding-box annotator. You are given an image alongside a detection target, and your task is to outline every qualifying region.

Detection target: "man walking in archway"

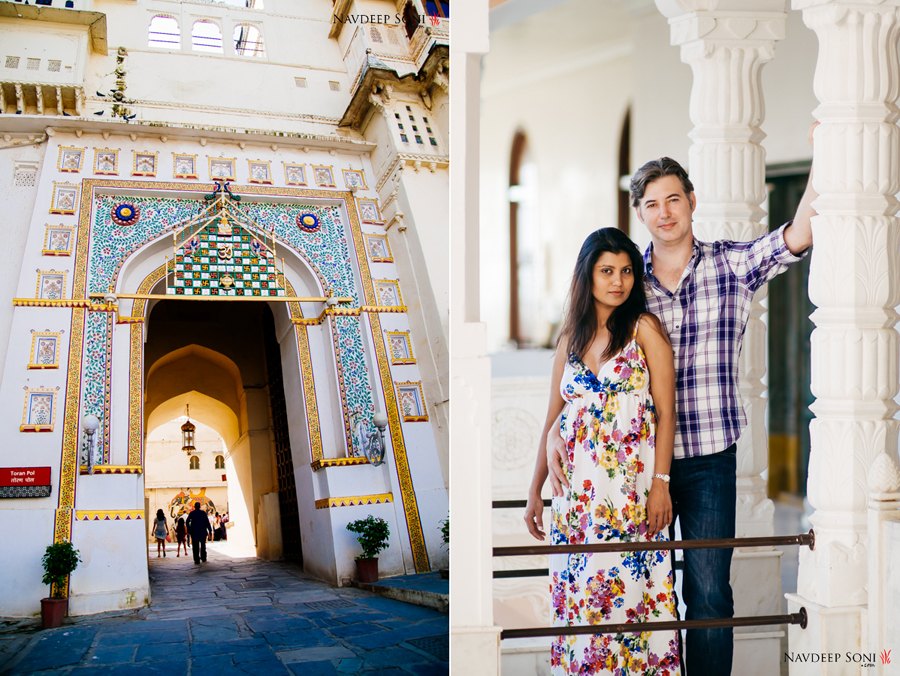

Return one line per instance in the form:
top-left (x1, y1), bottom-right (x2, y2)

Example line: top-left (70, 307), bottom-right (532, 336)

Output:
top-left (186, 502), bottom-right (213, 565)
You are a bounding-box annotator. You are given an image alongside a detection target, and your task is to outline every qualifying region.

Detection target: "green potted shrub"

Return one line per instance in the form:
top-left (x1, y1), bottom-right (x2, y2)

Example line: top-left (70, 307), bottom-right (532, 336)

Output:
top-left (40, 541), bottom-right (81, 628)
top-left (346, 515), bottom-right (390, 583)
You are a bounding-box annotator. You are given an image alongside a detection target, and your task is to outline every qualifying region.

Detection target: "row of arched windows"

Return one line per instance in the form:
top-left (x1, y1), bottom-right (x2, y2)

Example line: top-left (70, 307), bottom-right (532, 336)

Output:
top-left (189, 454), bottom-right (226, 470)
top-left (148, 16), bottom-right (265, 57)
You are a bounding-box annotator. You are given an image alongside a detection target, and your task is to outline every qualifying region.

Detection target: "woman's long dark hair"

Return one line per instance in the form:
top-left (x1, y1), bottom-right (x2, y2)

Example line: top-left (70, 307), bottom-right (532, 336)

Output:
top-left (156, 509), bottom-right (165, 521)
top-left (558, 228), bottom-right (646, 362)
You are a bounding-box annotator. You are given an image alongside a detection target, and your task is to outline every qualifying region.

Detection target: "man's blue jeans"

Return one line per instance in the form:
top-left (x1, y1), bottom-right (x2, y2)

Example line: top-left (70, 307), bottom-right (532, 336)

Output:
top-left (670, 444), bottom-right (736, 676)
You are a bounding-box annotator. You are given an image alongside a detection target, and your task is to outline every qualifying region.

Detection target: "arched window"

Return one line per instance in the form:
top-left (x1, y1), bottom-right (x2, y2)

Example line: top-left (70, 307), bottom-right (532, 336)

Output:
top-left (189, 455), bottom-right (200, 470)
top-left (509, 130), bottom-right (545, 347)
top-left (617, 107), bottom-right (631, 234)
top-left (233, 24), bottom-right (265, 57)
top-left (148, 15), bottom-right (179, 50)
top-left (215, 455), bottom-right (225, 469)
top-left (192, 20), bottom-right (223, 53)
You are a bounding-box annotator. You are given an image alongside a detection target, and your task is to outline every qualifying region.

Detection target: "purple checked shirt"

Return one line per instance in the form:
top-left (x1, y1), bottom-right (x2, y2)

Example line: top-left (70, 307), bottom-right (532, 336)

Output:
top-left (643, 223), bottom-right (804, 459)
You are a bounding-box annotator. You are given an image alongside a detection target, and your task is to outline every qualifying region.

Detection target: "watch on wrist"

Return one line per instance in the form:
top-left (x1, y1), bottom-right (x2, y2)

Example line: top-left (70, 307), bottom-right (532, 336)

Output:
top-left (653, 473), bottom-right (670, 483)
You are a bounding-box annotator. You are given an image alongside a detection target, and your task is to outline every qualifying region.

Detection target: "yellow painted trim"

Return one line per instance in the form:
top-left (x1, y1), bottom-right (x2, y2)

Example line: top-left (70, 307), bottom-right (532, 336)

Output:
top-left (87, 292), bottom-right (351, 303)
top-left (20, 424), bottom-right (54, 432)
top-left (75, 510), bottom-right (143, 521)
top-left (78, 465), bottom-right (143, 475)
top-left (13, 298), bottom-right (88, 308)
top-left (291, 305), bottom-right (407, 326)
top-left (310, 457), bottom-right (369, 471)
top-left (128, 263), bottom-right (167, 466)
top-left (295, 321), bottom-right (323, 464)
top-left (314, 493), bottom-right (393, 509)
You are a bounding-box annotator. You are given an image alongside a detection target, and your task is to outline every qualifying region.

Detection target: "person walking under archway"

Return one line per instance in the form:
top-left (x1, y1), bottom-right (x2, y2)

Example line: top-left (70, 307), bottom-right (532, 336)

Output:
top-left (186, 502), bottom-right (213, 565)
top-left (152, 509), bottom-right (168, 558)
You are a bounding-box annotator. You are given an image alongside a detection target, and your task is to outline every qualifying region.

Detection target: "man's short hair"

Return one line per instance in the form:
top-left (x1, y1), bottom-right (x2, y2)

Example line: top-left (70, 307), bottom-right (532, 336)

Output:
top-left (630, 157), bottom-right (695, 206)
top-left (195, 502), bottom-right (201, 509)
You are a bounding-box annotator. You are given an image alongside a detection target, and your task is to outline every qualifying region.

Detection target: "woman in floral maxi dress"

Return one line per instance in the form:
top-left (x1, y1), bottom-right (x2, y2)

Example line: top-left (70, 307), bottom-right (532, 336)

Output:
top-left (525, 228), bottom-right (681, 675)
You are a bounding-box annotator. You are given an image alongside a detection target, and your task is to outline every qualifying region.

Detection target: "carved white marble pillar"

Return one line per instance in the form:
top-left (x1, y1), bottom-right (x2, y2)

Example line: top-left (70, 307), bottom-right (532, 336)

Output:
top-left (787, 0), bottom-right (900, 666)
top-left (656, 2), bottom-right (788, 672)
top-left (449, 2), bottom-right (502, 673)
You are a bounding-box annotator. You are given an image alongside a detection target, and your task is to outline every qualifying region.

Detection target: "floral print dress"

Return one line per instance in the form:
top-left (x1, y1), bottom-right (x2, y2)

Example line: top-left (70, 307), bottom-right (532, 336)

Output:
top-left (550, 335), bottom-right (680, 675)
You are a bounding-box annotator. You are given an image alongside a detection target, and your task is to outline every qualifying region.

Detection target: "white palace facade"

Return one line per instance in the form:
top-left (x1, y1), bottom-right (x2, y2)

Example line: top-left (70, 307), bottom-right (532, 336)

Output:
top-left (0, 0), bottom-right (449, 618)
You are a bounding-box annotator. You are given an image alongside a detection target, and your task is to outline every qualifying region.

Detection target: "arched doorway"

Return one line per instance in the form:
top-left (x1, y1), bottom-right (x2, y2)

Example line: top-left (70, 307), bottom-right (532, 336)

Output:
top-left (141, 301), bottom-right (303, 563)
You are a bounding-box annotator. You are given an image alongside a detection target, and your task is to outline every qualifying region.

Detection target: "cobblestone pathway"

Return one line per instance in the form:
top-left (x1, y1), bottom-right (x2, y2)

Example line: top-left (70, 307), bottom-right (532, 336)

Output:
top-left (0, 544), bottom-right (448, 674)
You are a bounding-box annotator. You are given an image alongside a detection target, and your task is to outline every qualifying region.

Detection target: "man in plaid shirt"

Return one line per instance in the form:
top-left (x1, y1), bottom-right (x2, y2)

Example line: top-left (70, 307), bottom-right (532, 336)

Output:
top-left (628, 157), bottom-right (816, 674)
top-left (535, 157), bottom-right (815, 674)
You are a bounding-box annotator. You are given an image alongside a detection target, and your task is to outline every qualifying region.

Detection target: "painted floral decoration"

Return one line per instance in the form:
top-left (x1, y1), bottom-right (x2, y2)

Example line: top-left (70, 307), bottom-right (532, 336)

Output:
top-left (111, 202), bottom-right (141, 227)
top-left (297, 212), bottom-right (319, 232)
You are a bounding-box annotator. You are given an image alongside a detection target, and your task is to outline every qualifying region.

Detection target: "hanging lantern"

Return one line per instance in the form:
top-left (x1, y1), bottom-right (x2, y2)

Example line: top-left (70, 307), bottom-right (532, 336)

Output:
top-left (181, 405), bottom-right (196, 454)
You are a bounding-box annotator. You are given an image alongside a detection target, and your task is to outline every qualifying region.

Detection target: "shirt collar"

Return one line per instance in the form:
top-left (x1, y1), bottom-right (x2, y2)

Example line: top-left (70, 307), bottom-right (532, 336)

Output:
top-left (643, 239), bottom-right (702, 277)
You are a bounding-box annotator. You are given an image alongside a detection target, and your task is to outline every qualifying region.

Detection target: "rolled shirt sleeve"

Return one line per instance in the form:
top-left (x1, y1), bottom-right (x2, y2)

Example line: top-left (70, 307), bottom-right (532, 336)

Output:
top-left (722, 222), bottom-right (807, 293)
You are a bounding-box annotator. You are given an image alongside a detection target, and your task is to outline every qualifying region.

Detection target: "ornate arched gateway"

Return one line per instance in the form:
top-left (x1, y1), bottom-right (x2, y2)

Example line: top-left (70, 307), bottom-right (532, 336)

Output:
top-left (26, 177), bottom-right (441, 610)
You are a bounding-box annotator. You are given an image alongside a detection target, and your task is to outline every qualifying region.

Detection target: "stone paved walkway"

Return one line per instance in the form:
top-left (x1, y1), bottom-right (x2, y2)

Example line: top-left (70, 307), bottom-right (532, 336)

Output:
top-left (0, 543), bottom-right (448, 674)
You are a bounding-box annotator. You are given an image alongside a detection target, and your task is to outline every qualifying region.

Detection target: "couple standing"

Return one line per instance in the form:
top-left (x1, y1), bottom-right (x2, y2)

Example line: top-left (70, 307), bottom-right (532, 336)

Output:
top-left (524, 157), bottom-right (816, 675)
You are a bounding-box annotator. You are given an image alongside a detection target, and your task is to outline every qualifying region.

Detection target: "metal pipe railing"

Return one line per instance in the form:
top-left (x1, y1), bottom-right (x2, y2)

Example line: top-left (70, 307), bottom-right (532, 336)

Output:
top-left (492, 498), bottom-right (811, 638)
top-left (494, 530), bottom-right (814, 557)
top-left (501, 609), bottom-right (808, 640)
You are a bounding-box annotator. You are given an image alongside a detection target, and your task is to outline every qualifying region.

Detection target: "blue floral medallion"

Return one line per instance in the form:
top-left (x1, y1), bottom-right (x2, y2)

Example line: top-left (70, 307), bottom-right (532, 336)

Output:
top-left (111, 202), bottom-right (140, 226)
top-left (297, 212), bottom-right (319, 232)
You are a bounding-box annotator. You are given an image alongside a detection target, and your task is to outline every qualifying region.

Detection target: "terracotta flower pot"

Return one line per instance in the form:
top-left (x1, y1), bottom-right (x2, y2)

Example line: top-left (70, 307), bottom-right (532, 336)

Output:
top-left (40, 597), bottom-right (68, 629)
top-left (355, 557), bottom-right (379, 583)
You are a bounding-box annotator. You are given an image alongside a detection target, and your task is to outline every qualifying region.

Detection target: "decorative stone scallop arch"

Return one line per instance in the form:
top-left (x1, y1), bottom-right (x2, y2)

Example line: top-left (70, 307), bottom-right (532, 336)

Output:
top-left (148, 14), bottom-right (180, 50)
top-left (233, 23), bottom-right (266, 58)
top-left (191, 19), bottom-right (224, 54)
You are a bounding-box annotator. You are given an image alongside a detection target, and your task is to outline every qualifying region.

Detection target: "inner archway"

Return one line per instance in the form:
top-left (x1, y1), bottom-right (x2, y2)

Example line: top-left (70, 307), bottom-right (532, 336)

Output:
top-left (142, 300), bottom-right (303, 566)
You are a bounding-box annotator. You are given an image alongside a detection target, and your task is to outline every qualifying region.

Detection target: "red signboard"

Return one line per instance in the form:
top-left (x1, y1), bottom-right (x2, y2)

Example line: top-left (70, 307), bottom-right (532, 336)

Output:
top-left (0, 467), bottom-right (51, 487)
